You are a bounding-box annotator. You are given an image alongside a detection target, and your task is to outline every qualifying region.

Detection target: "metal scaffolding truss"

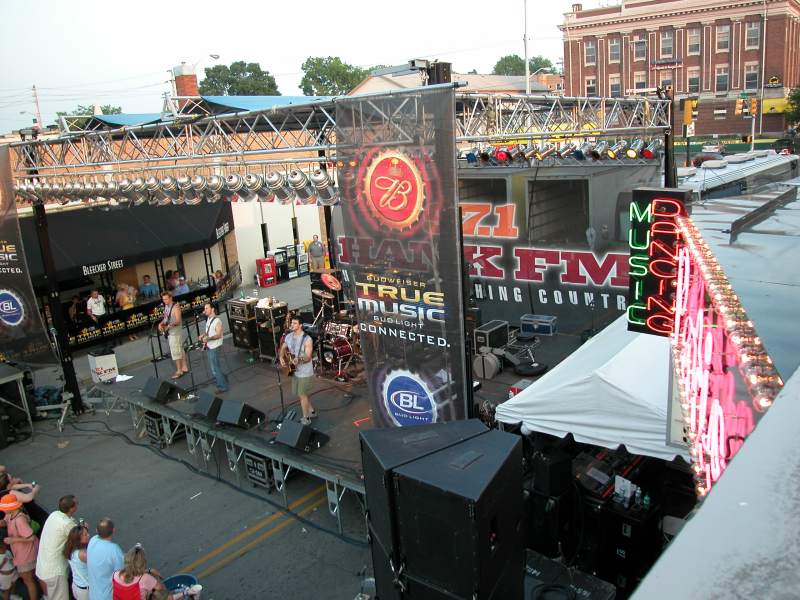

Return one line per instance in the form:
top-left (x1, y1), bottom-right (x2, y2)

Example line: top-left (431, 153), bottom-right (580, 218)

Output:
top-left (11, 89), bottom-right (671, 175)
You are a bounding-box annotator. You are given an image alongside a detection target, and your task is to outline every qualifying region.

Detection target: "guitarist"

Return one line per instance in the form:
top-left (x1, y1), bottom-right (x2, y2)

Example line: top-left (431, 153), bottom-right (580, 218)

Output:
top-left (200, 302), bottom-right (228, 393)
top-left (159, 291), bottom-right (187, 380)
top-left (280, 315), bottom-right (316, 425)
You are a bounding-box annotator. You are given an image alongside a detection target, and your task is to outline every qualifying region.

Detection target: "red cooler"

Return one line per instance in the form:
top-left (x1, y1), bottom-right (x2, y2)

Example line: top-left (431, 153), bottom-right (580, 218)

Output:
top-left (256, 257), bottom-right (277, 287)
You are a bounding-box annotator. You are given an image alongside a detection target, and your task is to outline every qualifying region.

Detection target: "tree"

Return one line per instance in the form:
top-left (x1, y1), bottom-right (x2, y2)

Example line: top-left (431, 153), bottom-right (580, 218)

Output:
top-left (56, 104), bottom-right (122, 116)
top-left (786, 86), bottom-right (800, 127)
top-left (198, 61), bottom-right (280, 96)
top-left (299, 56), bottom-right (368, 96)
top-left (492, 54), bottom-right (555, 76)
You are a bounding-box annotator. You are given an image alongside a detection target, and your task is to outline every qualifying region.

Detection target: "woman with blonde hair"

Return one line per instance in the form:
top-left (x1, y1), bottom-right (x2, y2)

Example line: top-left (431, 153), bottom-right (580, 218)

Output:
top-left (112, 545), bottom-right (162, 600)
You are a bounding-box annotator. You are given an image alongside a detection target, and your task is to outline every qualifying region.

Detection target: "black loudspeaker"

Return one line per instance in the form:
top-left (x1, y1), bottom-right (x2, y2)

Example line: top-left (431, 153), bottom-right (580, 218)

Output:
top-left (230, 317), bottom-right (258, 350)
top-left (533, 450), bottom-right (572, 497)
top-left (217, 400), bottom-right (265, 429)
top-left (524, 549), bottom-right (616, 600)
top-left (276, 419), bottom-right (315, 451)
top-left (392, 430), bottom-right (524, 600)
top-left (142, 377), bottom-right (181, 404)
top-left (527, 489), bottom-right (570, 558)
top-left (194, 391), bottom-right (222, 420)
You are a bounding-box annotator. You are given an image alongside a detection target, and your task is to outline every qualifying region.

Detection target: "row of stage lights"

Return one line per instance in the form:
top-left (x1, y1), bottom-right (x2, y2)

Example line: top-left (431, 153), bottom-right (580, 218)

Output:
top-left (13, 169), bottom-right (341, 207)
top-left (464, 138), bottom-right (663, 166)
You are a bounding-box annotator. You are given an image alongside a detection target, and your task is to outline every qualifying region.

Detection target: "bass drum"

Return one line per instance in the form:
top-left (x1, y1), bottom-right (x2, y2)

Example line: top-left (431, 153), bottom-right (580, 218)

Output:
top-left (322, 336), bottom-right (353, 364)
top-left (472, 352), bottom-right (502, 380)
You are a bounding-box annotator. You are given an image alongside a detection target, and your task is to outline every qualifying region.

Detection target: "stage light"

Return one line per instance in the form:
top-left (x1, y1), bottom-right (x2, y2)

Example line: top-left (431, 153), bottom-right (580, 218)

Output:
top-left (224, 173), bottom-right (248, 202)
top-left (310, 169), bottom-right (339, 206)
top-left (573, 141), bottom-right (594, 160)
top-left (642, 139), bottom-right (662, 159)
top-left (144, 177), bottom-right (162, 206)
top-left (606, 140), bottom-right (628, 160)
top-left (557, 142), bottom-right (576, 159)
top-left (266, 171), bottom-right (295, 205)
top-left (589, 140), bottom-right (609, 160)
top-left (72, 181), bottom-right (90, 202)
top-left (523, 145), bottom-right (539, 161)
top-left (465, 151), bottom-right (478, 165)
top-left (49, 182), bottom-right (66, 204)
top-left (534, 144), bottom-right (556, 160)
top-left (244, 174), bottom-right (274, 202)
top-left (177, 175), bottom-right (202, 205)
top-left (626, 139), bottom-right (645, 159)
top-left (494, 147), bottom-right (512, 164)
top-left (191, 174), bottom-right (224, 203)
top-left (288, 170), bottom-right (317, 204)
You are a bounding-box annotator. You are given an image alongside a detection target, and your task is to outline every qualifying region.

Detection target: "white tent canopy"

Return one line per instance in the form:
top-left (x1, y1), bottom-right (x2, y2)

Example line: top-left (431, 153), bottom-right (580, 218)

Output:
top-left (495, 315), bottom-right (689, 462)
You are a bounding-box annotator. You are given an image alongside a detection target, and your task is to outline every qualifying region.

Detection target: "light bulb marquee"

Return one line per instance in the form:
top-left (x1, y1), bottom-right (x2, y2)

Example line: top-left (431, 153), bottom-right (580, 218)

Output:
top-left (627, 189), bottom-right (784, 498)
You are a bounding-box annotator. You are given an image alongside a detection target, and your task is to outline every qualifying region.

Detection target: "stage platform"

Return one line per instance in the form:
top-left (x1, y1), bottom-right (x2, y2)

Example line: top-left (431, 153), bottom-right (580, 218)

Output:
top-left (85, 327), bottom-right (583, 532)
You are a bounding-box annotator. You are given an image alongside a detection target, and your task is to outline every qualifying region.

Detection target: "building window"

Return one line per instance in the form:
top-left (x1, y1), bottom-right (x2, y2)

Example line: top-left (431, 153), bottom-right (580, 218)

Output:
top-left (715, 65), bottom-right (729, 92)
top-left (714, 108), bottom-right (727, 120)
top-left (687, 68), bottom-right (700, 94)
top-left (634, 39), bottom-right (646, 61)
top-left (661, 31), bottom-right (674, 58)
top-left (716, 25), bottom-right (730, 51)
top-left (746, 22), bottom-right (761, 49)
top-left (585, 77), bottom-right (597, 96)
top-left (585, 40), bottom-right (596, 66)
top-left (745, 64), bottom-right (759, 90)
top-left (608, 38), bottom-right (621, 62)
top-left (687, 28), bottom-right (701, 54)
top-left (634, 72), bottom-right (647, 90)
top-left (660, 72), bottom-right (672, 89)
top-left (609, 75), bottom-right (621, 97)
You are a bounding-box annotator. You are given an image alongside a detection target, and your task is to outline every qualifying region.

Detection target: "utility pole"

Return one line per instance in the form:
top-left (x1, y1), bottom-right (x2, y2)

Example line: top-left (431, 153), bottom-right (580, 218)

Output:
top-left (31, 85), bottom-right (43, 130)
top-left (524, 0), bottom-right (530, 94)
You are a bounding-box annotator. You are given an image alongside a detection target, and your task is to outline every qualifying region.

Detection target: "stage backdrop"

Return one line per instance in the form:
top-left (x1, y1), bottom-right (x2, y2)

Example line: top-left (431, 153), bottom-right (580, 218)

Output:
top-left (335, 86), bottom-right (469, 427)
top-left (0, 147), bottom-right (57, 366)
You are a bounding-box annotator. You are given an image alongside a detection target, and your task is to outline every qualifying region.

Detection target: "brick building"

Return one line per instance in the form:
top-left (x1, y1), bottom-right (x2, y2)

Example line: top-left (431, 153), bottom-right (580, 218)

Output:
top-left (560, 0), bottom-right (800, 136)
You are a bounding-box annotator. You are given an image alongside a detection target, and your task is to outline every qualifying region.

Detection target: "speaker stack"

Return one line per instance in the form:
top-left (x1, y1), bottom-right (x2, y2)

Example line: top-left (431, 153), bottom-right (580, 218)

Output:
top-left (227, 298), bottom-right (259, 351)
top-left (256, 301), bottom-right (289, 360)
top-left (359, 420), bottom-right (524, 600)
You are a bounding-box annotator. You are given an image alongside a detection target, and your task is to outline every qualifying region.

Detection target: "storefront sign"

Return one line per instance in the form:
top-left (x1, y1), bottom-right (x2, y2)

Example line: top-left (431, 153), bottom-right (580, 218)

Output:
top-left (81, 258), bottom-right (124, 276)
top-left (336, 88), bottom-right (469, 427)
top-left (627, 188), bottom-right (690, 336)
top-left (215, 221), bottom-right (231, 240)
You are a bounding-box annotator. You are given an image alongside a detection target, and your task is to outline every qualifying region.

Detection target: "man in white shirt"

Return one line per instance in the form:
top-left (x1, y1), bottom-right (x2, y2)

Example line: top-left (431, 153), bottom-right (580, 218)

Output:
top-left (200, 303), bottom-right (228, 392)
top-left (85, 290), bottom-right (106, 324)
top-left (35, 495), bottom-right (78, 600)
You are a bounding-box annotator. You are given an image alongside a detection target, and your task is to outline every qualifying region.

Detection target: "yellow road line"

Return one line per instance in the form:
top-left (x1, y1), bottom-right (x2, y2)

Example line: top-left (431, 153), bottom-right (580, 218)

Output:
top-left (197, 496), bottom-right (327, 579)
top-left (181, 485), bottom-right (325, 572)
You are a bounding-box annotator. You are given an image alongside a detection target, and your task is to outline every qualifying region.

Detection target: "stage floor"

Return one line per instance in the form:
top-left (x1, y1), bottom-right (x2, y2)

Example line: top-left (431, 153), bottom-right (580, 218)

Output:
top-left (97, 328), bottom-right (584, 496)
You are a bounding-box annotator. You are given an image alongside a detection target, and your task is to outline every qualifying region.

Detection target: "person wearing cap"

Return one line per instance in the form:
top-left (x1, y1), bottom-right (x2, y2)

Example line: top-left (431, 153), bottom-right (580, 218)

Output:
top-left (1, 494), bottom-right (39, 600)
top-left (35, 495), bottom-right (78, 600)
top-left (173, 277), bottom-right (189, 297)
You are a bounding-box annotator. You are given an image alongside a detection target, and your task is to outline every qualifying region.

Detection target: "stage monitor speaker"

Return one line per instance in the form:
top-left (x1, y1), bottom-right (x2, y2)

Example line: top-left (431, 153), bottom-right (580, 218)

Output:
top-left (359, 420), bottom-right (488, 555)
top-left (392, 429), bottom-right (524, 600)
top-left (142, 377), bottom-right (182, 404)
top-left (217, 400), bottom-right (265, 429)
top-left (276, 419), bottom-right (315, 451)
top-left (194, 391), bottom-right (222, 421)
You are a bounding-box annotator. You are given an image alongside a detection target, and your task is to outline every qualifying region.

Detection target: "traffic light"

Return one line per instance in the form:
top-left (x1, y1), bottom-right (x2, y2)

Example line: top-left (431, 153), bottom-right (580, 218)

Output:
top-left (750, 98), bottom-right (758, 115)
top-left (735, 98), bottom-right (745, 115)
top-left (683, 98), bottom-right (698, 125)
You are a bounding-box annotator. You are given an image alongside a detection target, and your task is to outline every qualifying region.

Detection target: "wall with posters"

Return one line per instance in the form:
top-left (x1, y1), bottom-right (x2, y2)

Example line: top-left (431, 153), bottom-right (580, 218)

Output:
top-left (460, 163), bottom-right (662, 335)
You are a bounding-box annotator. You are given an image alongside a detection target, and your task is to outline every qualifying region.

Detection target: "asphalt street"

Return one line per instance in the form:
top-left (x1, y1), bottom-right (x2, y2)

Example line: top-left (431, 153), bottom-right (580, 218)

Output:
top-left (2, 411), bottom-right (371, 599)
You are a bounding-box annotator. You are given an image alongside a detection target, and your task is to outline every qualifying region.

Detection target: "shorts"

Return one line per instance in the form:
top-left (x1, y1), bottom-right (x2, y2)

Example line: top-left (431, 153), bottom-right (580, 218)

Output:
top-left (16, 561), bottom-right (35, 573)
top-left (168, 332), bottom-right (184, 360)
top-left (291, 375), bottom-right (314, 396)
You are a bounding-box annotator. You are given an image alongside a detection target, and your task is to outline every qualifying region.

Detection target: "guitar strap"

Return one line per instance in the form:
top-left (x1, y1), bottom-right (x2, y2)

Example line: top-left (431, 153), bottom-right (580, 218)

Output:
top-left (289, 333), bottom-right (308, 360)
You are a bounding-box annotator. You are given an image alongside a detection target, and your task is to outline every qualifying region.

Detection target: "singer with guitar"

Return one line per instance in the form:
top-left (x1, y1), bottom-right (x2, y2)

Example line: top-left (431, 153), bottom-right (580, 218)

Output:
top-left (279, 315), bottom-right (316, 425)
top-left (200, 302), bottom-right (228, 392)
top-left (158, 292), bottom-right (187, 380)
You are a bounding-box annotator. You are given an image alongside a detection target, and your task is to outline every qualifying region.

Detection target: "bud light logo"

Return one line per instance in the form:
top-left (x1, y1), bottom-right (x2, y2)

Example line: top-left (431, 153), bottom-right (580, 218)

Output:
top-left (382, 369), bottom-right (436, 427)
top-left (0, 289), bottom-right (24, 327)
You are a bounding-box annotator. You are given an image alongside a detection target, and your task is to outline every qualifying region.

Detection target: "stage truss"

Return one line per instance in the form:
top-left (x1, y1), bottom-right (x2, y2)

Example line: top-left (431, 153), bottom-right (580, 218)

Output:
top-left (11, 88), bottom-right (671, 178)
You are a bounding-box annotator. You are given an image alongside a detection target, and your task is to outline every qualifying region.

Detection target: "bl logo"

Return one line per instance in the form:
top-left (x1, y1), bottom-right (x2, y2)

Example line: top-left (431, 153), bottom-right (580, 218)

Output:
top-left (382, 369), bottom-right (436, 427)
top-left (0, 289), bottom-right (24, 327)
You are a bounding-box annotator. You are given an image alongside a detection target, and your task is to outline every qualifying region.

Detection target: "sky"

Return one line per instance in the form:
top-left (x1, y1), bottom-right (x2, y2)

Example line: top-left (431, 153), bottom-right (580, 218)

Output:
top-left (0, 0), bottom-right (600, 133)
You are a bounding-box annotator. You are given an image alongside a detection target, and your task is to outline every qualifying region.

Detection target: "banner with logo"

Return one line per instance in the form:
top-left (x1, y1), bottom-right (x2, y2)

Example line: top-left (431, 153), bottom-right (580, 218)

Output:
top-left (335, 87), bottom-right (469, 427)
top-left (0, 148), bottom-right (57, 366)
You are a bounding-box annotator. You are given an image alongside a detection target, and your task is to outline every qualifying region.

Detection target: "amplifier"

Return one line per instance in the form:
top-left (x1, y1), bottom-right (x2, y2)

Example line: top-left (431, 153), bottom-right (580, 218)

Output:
top-left (227, 298), bottom-right (258, 320)
top-left (525, 549), bottom-right (615, 600)
top-left (255, 302), bottom-right (288, 325)
top-left (474, 319), bottom-right (509, 351)
top-left (230, 317), bottom-right (258, 350)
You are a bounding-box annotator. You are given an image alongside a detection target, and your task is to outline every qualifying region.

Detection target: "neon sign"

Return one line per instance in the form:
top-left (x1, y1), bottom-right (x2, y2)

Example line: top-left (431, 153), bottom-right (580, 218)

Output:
top-left (672, 216), bottom-right (783, 497)
top-left (627, 188), bottom-right (690, 336)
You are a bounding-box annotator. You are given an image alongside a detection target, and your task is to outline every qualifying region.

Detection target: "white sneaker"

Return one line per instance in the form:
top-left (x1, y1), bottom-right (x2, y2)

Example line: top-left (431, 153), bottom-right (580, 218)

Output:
top-left (300, 416), bottom-right (311, 425)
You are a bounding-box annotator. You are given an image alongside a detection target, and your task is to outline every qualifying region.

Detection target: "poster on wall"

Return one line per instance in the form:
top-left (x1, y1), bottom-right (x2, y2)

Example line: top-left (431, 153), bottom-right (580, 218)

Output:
top-left (0, 147), bottom-right (57, 366)
top-left (335, 87), bottom-right (469, 427)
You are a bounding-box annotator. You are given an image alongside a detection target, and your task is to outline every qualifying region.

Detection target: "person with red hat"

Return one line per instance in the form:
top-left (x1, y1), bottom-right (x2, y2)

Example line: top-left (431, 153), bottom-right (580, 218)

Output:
top-left (1, 494), bottom-right (39, 600)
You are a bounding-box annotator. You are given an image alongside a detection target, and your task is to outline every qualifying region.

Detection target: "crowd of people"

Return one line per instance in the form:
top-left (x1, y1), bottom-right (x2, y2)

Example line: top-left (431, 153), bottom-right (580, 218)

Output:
top-left (0, 466), bottom-right (197, 600)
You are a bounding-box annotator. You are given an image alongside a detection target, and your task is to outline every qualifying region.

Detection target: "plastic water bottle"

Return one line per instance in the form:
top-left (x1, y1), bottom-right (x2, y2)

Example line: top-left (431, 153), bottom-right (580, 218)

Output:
top-left (643, 493), bottom-right (651, 511)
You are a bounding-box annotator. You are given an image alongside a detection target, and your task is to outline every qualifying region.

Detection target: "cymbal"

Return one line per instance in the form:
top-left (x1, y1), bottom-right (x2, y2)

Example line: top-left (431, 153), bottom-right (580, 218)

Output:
top-left (321, 273), bottom-right (342, 291)
top-left (312, 288), bottom-right (335, 299)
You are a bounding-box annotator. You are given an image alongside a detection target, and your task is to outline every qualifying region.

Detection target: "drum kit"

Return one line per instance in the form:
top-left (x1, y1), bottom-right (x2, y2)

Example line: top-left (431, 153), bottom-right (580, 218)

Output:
top-left (306, 273), bottom-right (360, 380)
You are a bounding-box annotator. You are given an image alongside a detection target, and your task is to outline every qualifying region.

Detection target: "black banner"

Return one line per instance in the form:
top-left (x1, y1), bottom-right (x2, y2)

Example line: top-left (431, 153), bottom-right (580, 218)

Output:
top-left (0, 148), bottom-right (56, 366)
top-left (335, 87), bottom-right (469, 427)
